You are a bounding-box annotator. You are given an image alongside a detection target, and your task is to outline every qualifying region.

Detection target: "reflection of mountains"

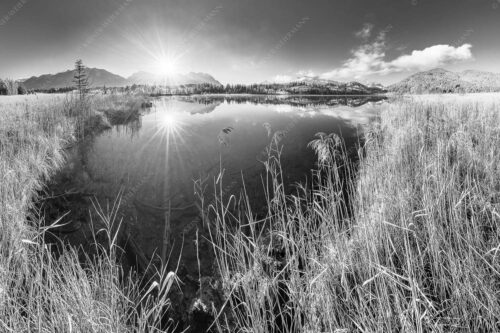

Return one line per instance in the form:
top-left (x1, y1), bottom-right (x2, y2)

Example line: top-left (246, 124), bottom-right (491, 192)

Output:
top-left (181, 95), bottom-right (387, 108)
top-left (175, 97), bottom-right (223, 114)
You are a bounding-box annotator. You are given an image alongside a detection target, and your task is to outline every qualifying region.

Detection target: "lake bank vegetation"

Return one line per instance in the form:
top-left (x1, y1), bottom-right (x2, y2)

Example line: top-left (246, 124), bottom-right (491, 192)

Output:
top-left (2, 91), bottom-right (500, 332)
top-left (210, 98), bottom-right (500, 332)
top-left (0, 93), bottom-right (176, 332)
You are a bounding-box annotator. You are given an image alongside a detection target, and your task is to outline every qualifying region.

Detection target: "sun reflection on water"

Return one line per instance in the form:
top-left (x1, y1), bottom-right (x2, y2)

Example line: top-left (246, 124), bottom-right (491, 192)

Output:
top-left (159, 112), bottom-right (183, 133)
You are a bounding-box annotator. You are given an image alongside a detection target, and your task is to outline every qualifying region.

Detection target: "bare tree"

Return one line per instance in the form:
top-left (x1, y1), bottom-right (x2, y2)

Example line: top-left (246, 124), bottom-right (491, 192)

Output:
top-left (73, 59), bottom-right (88, 100)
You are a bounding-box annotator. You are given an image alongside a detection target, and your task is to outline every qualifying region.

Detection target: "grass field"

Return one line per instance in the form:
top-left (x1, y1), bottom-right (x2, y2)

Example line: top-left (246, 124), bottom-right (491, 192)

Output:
top-left (2, 93), bottom-right (500, 332)
top-left (210, 97), bottom-right (500, 332)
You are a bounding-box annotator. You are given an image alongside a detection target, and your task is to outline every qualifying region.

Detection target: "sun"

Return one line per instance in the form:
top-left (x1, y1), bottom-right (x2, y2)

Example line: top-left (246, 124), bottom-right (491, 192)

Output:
top-left (154, 56), bottom-right (178, 77)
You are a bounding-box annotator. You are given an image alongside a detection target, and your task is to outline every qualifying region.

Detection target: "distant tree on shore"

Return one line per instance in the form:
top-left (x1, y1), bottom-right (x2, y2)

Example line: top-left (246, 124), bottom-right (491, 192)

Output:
top-left (0, 78), bottom-right (19, 95)
top-left (73, 59), bottom-right (88, 100)
top-left (0, 79), bottom-right (6, 95)
top-left (17, 83), bottom-right (27, 95)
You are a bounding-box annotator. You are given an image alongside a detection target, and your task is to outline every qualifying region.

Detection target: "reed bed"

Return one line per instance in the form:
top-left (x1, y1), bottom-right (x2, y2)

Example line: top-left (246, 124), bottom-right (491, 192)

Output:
top-left (210, 98), bottom-right (500, 332)
top-left (3, 92), bottom-right (499, 332)
top-left (94, 94), bottom-right (146, 125)
top-left (0, 94), bottom-right (175, 332)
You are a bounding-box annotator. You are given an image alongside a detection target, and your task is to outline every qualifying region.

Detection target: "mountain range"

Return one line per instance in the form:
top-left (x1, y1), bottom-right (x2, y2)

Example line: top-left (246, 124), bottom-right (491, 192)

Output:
top-left (389, 68), bottom-right (500, 94)
top-left (22, 68), bottom-right (221, 90)
top-left (18, 67), bottom-right (500, 94)
top-left (264, 75), bottom-right (387, 95)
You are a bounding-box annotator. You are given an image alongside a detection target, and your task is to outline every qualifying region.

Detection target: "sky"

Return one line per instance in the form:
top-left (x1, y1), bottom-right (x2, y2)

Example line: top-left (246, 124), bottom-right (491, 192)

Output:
top-left (0, 0), bottom-right (499, 85)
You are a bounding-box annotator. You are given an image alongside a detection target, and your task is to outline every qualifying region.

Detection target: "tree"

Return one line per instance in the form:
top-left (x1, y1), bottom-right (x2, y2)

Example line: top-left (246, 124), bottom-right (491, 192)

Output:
top-left (17, 84), bottom-right (27, 95)
top-left (1, 78), bottom-right (18, 95)
top-left (0, 79), bottom-right (6, 95)
top-left (73, 59), bottom-right (88, 100)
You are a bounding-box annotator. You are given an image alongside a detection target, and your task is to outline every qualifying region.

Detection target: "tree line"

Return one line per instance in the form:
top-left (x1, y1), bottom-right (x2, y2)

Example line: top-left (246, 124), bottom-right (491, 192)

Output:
top-left (0, 78), bottom-right (27, 95)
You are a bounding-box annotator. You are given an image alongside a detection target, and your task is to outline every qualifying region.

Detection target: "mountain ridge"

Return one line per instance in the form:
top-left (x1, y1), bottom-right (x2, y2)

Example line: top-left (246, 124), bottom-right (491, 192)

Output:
top-left (261, 75), bottom-right (387, 95)
top-left (389, 68), bottom-right (500, 94)
top-left (19, 67), bottom-right (500, 94)
top-left (22, 68), bottom-right (222, 90)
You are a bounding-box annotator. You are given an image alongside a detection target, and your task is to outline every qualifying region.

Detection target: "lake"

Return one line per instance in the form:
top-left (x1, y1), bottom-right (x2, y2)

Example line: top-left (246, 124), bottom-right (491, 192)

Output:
top-left (40, 94), bottom-right (387, 319)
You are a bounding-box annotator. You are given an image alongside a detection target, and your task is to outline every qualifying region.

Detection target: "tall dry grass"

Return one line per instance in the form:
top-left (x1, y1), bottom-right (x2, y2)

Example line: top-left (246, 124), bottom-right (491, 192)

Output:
top-left (209, 98), bottom-right (500, 332)
top-left (0, 94), bottom-right (175, 332)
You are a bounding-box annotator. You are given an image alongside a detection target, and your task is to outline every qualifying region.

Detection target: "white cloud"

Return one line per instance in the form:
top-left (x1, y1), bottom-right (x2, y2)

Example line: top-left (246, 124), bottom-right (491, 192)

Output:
top-left (296, 69), bottom-right (316, 77)
top-left (389, 44), bottom-right (472, 70)
top-left (355, 23), bottom-right (374, 40)
top-left (271, 70), bottom-right (317, 83)
top-left (321, 30), bottom-right (389, 80)
top-left (319, 25), bottom-right (474, 81)
top-left (272, 74), bottom-right (294, 83)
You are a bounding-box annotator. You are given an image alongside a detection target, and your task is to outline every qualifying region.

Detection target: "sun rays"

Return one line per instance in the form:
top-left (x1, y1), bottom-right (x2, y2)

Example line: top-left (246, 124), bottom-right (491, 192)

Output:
top-left (142, 99), bottom-right (190, 161)
top-left (154, 55), bottom-right (179, 76)
top-left (158, 111), bottom-right (183, 134)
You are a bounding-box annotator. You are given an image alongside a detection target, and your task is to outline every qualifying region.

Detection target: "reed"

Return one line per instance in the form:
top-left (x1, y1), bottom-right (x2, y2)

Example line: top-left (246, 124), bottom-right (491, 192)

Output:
top-left (0, 93), bottom-right (175, 332)
top-left (4, 92), bottom-right (499, 332)
top-left (209, 98), bottom-right (500, 332)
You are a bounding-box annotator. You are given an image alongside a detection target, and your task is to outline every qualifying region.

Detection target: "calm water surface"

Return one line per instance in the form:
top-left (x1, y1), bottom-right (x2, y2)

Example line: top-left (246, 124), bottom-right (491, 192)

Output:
top-left (45, 95), bottom-right (387, 285)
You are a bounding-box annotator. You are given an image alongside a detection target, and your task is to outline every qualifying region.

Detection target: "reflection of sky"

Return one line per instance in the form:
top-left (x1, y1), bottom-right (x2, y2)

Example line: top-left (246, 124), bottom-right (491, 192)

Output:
top-left (88, 96), bottom-right (388, 189)
top-left (151, 97), bottom-right (387, 130)
top-left (89, 96), bottom-right (382, 191)
top-left (267, 102), bottom-right (387, 128)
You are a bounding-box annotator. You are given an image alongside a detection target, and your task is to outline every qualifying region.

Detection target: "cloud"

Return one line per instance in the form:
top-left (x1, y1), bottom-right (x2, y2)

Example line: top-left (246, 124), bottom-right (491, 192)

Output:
top-left (319, 25), bottom-right (473, 81)
top-left (271, 70), bottom-right (316, 83)
top-left (355, 23), bottom-right (374, 40)
top-left (272, 74), bottom-right (294, 83)
top-left (296, 69), bottom-right (316, 77)
top-left (321, 29), bottom-right (389, 80)
top-left (390, 44), bottom-right (472, 70)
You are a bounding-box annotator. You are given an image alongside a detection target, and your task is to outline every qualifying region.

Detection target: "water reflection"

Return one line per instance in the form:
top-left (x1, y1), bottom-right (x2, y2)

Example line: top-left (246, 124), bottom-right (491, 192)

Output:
top-left (178, 94), bottom-right (387, 108)
top-left (114, 118), bottom-right (143, 138)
